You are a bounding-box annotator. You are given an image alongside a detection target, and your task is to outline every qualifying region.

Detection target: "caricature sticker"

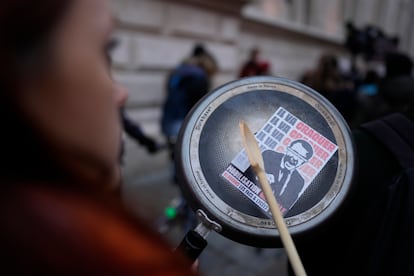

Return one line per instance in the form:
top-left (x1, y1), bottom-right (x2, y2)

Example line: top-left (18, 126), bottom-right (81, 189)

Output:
top-left (222, 107), bottom-right (338, 216)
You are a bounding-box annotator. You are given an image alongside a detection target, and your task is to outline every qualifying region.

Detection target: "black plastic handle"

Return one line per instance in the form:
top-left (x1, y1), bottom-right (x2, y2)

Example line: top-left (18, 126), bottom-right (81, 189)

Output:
top-left (176, 230), bottom-right (208, 263)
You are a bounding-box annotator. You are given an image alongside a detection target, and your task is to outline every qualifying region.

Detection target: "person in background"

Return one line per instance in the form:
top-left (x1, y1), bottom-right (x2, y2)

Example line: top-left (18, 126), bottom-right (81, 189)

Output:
top-left (378, 52), bottom-right (414, 115)
top-left (301, 54), bottom-right (357, 125)
top-left (295, 54), bottom-right (414, 276)
top-left (353, 52), bottom-right (414, 126)
top-left (0, 0), bottom-right (194, 274)
top-left (239, 47), bottom-right (271, 77)
top-left (353, 69), bottom-right (384, 125)
top-left (161, 43), bottom-right (218, 158)
top-left (159, 44), bottom-right (217, 234)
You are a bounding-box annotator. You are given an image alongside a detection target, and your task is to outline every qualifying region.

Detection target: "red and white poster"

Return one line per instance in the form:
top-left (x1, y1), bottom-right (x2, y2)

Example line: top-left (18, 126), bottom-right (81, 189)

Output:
top-left (222, 107), bottom-right (338, 216)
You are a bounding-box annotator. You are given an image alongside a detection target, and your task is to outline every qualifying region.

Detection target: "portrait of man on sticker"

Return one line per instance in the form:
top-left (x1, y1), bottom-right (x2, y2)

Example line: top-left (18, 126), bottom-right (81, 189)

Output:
top-left (245, 139), bottom-right (313, 213)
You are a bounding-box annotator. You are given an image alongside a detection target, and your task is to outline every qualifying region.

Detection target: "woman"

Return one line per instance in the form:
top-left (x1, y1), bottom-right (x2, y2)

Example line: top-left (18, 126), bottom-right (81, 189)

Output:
top-left (0, 0), bottom-right (193, 274)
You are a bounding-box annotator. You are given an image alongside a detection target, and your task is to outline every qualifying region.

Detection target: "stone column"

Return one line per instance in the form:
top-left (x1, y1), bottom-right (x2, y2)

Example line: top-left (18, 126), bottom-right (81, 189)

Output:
top-left (353, 0), bottom-right (378, 27)
top-left (292, 0), bottom-right (307, 24)
top-left (309, 0), bottom-right (343, 35)
top-left (343, 0), bottom-right (356, 22)
top-left (378, 0), bottom-right (401, 35)
top-left (397, 1), bottom-right (413, 53)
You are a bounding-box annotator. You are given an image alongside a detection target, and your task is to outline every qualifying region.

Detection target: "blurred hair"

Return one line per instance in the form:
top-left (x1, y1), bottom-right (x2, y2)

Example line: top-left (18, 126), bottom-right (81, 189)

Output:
top-left (187, 45), bottom-right (218, 77)
top-left (198, 53), bottom-right (218, 76)
top-left (318, 54), bottom-right (338, 76)
top-left (0, 1), bottom-right (73, 183)
top-left (0, 1), bottom-right (72, 93)
top-left (249, 47), bottom-right (260, 60)
top-left (301, 53), bottom-right (340, 95)
top-left (192, 43), bottom-right (206, 57)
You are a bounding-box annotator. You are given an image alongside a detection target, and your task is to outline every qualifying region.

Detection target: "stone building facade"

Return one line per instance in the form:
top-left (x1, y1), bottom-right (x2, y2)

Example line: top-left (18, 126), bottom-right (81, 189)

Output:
top-left (111, 0), bottom-right (414, 138)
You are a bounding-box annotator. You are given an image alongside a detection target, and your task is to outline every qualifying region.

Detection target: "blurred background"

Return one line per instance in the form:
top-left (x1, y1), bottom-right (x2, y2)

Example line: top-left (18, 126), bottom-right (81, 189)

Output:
top-left (112, 1), bottom-right (414, 275)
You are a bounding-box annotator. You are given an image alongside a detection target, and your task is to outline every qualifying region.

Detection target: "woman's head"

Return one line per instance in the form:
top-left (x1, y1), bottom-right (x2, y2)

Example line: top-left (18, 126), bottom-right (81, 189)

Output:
top-left (0, 0), bottom-right (127, 188)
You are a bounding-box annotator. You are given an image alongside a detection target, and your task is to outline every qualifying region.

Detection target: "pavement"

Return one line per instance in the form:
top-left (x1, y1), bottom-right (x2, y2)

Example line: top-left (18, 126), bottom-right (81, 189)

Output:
top-left (121, 135), bottom-right (288, 276)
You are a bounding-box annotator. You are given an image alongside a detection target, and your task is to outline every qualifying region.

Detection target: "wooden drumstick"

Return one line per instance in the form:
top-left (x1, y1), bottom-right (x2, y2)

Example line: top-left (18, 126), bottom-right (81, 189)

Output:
top-left (239, 121), bottom-right (306, 276)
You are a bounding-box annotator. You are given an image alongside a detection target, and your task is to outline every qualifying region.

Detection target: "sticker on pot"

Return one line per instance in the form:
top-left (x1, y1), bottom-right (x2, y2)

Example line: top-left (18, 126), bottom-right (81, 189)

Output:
top-left (222, 107), bottom-right (338, 216)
